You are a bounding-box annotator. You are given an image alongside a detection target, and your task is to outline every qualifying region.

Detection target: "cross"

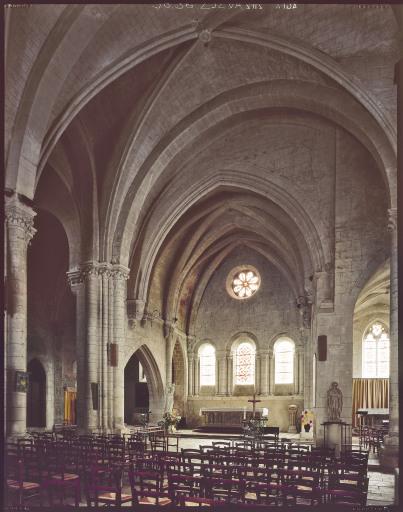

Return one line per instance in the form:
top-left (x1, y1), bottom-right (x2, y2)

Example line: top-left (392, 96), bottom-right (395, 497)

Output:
top-left (248, 393), bottom-right (261, 419)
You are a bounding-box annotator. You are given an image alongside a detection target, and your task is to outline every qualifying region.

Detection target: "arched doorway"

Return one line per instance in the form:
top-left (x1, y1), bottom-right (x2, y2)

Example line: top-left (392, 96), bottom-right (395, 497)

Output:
top-left (172, 340), bottom-right (185, 418)
top-left (124, 353), bottom-right (149, 425)
top-left (27, 359), bottom-right (46, 427)
top-left (124, 345), bottom-right (164, 425)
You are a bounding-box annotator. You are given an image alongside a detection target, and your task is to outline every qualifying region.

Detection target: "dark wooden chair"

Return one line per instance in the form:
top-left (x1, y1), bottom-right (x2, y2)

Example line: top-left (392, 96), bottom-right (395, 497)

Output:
top-left (6, 455), bottom-right (43, 506)
top-left (85, 464), bottom-right (132, 507)
top-left (129, 464), bottom-right (171, 506)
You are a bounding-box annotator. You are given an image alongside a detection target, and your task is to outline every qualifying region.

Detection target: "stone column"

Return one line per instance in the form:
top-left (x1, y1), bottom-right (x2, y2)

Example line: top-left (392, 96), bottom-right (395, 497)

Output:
top-left (227, 355), bottom-right (233, 395)
top-left (164, 322), bottom-right (176, 386)
top-left (188, 355), bottom-right (194, 396)
top-left (194, 357), bottom-right (200, 396)
top-left (216, 350), bottom-right (227, 395)
top-left (68, 264), bottom-right (100, 432)
top-left (293, 350), bottom-right (299, 395)
top-left (100, 266), bottom-right (110, 431)
top-left (255, 353), bottom-right (261, 395)
top-left (260, 351), bottom-right (269, 396)
top-left (298, 350), bottom-right (304, 396)
top-left (269, 351), bottom-right (275, 395)
top-left (5, 196), bottom-right (36, 438)
top-left (111, 265), bottom-right (129, 433)
top-left (380, 208), bottom-right (398, 468)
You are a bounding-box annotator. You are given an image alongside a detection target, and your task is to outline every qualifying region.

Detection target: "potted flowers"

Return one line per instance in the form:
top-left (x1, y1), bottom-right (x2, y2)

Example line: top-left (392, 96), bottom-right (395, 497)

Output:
top-left (160, 412), bottom-right (181, 433)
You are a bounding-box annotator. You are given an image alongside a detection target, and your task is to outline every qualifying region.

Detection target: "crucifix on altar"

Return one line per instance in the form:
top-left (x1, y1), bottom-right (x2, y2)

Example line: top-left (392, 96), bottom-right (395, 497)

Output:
top-left (248, 393), bottom-right (261, 419)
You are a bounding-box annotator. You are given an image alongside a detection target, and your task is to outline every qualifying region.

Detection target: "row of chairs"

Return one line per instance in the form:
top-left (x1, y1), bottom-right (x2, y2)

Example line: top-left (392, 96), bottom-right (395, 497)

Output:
top-left (358, 425), bottom-right (388, 454)
top-left (6, 433), bottom-right (369, 507)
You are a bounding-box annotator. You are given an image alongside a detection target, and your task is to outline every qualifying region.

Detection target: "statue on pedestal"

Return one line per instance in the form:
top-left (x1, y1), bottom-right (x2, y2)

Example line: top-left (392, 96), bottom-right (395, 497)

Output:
top-left (327, 381), bottom-right (343, 422)
top-left (164, 383), bottom-right (175, 414)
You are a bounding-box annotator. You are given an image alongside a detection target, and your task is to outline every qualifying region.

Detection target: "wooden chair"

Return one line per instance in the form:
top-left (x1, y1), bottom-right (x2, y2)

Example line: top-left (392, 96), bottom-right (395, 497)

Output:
top-left (279, 467), bottom-right (321, 507)
top-left (42, 447), bottom-right (81, 507)
top-left (129, 464), bottom-right (171, 506)
top-left (85, 464), bottom-right (132, 507)
top-left (6, 455), bottom-right (43, 506)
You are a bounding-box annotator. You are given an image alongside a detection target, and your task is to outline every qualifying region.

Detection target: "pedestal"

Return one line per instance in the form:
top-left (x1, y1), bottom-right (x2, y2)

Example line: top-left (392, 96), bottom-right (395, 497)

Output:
top-left (288, 404), bottom-right (298, 433)
top-left (322, 421), bottom-right (351, 457)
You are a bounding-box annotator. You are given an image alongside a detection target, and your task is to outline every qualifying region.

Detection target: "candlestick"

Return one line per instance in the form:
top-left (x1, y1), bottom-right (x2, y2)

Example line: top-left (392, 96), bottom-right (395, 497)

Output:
top-left (243, 406), bottom-right (246, 420)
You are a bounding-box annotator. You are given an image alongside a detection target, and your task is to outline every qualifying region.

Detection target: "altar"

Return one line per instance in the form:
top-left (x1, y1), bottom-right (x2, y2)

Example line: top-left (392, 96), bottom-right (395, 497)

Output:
top-left (200, 407), bottom-right (265, 427)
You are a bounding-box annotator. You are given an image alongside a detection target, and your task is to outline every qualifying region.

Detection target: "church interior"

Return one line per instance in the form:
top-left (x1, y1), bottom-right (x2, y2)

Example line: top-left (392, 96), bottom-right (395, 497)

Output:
top-left (4, 3), bottom-right (401, 508)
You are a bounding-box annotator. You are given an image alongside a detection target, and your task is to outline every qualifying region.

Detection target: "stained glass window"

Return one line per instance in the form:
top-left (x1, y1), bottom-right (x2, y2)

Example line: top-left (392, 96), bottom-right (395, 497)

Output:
top-left (232, 270), bottom-right (260, 299)
top-left (234, 342), bottom-right (255, 385)
top-left (362, 322), bottom-right (389, 378)
top-left (274, 339), bottom-right (294, 384)
top-left (199, 344), bottom-right (216, 386)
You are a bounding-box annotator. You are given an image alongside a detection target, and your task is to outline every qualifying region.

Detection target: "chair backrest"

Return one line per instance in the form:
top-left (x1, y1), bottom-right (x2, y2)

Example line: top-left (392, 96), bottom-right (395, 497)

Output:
top-left (212, 441), bottom-right (231, 448)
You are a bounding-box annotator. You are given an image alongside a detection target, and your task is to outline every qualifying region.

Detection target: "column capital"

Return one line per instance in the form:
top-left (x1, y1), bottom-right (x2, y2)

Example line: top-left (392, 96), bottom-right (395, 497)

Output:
top-left (5, 195), bottom-right (36, 243)
top-left (163, 319), bottom-right (178, 339)
top-left (387, 208), bottom-right (397, 232)
top-left (67, 262), bottom-right (130, 288)
top-left (110, 264), bottom-right (130, 281)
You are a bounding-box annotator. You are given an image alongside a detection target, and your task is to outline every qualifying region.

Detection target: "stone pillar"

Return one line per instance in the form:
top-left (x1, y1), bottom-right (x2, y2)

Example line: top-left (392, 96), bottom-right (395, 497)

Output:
top-left (68, 264), bottom-right (100, 432)
top-left (188, 355), bottom-right (194, 396)
top-left (269, 351), bottom-right (275, 395)
top-left (111, 265), bottom-right (129, 433)
top-left (216, 350), bottom-right (227, 395)
top-left (227, 355), bottom-right (233, 395)
top-left (5, 196), bottom-right (36, 438)
top-left (298, 350), bottom-right (304, 396)
top-left (260, 351), bottom-right (269, 396)
top-left (164, 321), bottom-right (176, 386)
top-left (288, 404), bottom-right (298, 433)
top-left (194, 357), bottom-right (200, 396)
top-left (380, 207), bottom-right (399, 468)
top-left (293, 350), bottom-right (299, 395)
top-left (100, 266), bottom-right (110, 431)
top-left (255, 353), bottom-right (261, 395)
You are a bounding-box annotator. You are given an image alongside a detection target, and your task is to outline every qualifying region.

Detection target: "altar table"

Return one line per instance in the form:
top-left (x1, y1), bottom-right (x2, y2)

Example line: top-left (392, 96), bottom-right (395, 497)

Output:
top-left (200, 408), bottom-right (265, 427)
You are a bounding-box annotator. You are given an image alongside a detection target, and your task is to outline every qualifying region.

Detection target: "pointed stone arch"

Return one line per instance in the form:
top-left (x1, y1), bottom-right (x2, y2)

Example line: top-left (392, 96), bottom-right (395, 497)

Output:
top-left (124, 344), bottom-right (164, 423)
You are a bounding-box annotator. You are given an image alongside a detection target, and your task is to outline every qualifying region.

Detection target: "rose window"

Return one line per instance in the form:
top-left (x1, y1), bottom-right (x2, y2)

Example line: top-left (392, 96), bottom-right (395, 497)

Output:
top-left (232, 270), bottom-right (260, 299)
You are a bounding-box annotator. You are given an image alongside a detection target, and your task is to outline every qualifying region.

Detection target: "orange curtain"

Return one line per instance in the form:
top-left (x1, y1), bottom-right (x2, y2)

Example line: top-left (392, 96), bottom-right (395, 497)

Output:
top-left (352, 378), bottom-right (389, 427)
top-left (64, 389), bottom-right (77, 425)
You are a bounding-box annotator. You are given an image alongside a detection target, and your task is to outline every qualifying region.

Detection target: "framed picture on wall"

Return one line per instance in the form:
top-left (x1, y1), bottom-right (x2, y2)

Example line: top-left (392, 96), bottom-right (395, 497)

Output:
top-left (15, 371), bottom-right (29, 392)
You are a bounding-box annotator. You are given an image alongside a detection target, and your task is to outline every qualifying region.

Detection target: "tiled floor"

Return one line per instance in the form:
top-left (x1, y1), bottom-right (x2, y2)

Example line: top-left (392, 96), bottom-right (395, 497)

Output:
top-left (8, 431), bottom-right (396, 507)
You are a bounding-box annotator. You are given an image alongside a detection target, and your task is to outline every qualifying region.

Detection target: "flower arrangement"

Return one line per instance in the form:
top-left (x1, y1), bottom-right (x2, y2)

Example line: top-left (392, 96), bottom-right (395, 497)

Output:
top-left (160, 412), bottom-right (181, 431)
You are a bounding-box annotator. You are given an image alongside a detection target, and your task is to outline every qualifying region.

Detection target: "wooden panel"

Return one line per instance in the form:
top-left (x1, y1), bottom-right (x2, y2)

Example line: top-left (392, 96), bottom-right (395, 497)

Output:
top-left (317, 335), bottom-right (327, 361)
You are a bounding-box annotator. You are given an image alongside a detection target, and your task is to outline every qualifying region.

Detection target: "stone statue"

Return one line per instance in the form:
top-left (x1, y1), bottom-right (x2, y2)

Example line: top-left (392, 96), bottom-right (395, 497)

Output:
top-left (327, 381), bottom-right (343, 422)
top-left (164, 383), bottom-right (175, 414)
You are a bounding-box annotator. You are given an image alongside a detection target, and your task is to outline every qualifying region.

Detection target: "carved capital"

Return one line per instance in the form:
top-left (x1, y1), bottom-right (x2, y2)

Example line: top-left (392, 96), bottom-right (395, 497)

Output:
top-left (296, 293), bottom-right (312, 328)
top-left (5, 196), bottom-right (37, 244)
top-left (110, 264), bottom-right (130, 282)
top-left (387, 208), bottom-right (397, 233)
top-left (164, 319), bottom-right (177, 339)
top-left (67, 268), bottom-right (85, 288)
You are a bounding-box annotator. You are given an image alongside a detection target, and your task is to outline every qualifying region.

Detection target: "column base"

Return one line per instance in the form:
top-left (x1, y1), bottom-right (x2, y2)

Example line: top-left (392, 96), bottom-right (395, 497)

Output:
top-left (379, 433), bottom-right (399, 470)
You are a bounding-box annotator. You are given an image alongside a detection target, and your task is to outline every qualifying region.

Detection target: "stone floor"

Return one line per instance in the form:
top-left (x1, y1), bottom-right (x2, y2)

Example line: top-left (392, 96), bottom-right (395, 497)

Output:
top-left (7, 431), bottom-right (396, 507)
